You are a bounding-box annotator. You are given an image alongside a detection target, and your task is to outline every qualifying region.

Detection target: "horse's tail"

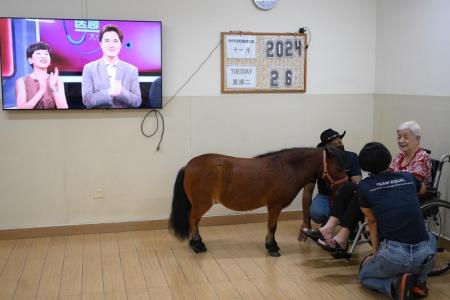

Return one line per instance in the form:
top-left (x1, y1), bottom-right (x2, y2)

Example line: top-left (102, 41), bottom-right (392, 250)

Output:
top-left (169, 167), bottom-right (192, 240)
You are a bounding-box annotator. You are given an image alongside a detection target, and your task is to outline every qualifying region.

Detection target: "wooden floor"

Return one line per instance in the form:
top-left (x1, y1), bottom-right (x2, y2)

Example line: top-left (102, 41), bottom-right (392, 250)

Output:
top-left (0, 220), bottom-right (449, 300)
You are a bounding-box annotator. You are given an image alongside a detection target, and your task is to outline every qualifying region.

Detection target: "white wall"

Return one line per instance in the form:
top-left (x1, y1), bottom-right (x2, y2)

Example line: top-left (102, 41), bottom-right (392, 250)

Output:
top-left (375, 0), bottom-right (450, 96)
top-left (0, 0), bottom-right (376, 229)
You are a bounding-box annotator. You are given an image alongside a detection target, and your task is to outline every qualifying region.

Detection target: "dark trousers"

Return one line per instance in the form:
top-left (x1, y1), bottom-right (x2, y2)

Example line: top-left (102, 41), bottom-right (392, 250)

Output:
top-left (330, 182), bottom-right (364, 231)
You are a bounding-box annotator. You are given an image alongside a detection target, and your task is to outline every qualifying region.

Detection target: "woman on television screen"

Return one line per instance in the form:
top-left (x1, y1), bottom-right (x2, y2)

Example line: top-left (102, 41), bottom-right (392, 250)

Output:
top-left (81, 24), bottom-right (142, 108)
top-left (15, 42), bottom-right (68, 109)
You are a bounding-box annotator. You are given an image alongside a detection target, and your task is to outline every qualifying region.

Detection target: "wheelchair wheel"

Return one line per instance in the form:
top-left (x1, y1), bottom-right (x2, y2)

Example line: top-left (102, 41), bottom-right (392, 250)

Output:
top-left (421, 200), bottom-right (450, 276)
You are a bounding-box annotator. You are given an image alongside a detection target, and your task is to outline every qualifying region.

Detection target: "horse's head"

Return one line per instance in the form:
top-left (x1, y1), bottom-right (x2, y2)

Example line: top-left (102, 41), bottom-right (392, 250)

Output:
top-left (322, 146), bottom-right (349, 190)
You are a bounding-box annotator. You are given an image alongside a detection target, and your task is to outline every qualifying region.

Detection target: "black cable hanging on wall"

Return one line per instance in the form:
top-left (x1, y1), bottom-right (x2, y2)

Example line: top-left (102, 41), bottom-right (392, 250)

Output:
top-left (298, 27), bottom-right (312, 49)
top-left (141, 26), bottom-right (311, 151)
top-left (140, 40), bottom-right (222, 151)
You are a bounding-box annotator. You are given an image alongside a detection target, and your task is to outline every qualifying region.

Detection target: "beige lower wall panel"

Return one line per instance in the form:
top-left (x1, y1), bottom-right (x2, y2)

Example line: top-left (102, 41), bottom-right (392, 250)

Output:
top-left (0, 94), bottom-right (374, 229)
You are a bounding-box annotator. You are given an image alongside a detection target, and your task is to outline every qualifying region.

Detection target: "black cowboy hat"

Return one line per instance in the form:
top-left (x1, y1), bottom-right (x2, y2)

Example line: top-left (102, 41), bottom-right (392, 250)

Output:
top-left (317, 128), bottom-right (346, 147)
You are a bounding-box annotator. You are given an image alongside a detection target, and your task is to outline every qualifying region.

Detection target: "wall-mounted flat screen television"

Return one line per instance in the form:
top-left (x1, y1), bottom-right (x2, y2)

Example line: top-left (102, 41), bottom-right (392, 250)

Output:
top-left (0, 17), bottom-right (162, 110)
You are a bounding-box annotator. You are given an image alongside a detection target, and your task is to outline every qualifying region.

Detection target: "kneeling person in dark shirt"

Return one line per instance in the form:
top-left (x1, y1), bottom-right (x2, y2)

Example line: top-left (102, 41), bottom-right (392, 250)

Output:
top-left (358, 142), bottom-right (436, 300)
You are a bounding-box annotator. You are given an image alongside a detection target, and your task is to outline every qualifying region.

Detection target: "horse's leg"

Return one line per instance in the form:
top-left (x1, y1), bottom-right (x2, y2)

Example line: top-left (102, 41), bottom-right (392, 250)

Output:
top-left (265, 205), bottom-right (283, 257)
top-left (188, 202), bottom-right (212, 253)
top-left (189, 217), bottom-right (207, 253)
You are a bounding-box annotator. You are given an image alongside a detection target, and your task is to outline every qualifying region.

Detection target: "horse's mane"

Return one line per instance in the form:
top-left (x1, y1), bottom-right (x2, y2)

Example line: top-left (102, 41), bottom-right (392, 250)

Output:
top-left (254, 147), bottom-right (315, 158)
top-left (255, 146), bottom-right (350, 171)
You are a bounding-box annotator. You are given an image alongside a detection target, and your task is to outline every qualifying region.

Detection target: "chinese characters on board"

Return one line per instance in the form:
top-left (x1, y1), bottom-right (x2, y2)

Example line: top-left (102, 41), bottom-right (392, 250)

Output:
top-left (223, 33), bottom-right (306, 92)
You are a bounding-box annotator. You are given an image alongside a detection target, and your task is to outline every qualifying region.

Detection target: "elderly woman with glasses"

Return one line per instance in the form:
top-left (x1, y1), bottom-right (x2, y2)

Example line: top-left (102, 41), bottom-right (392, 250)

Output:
top-left (390, 121), bottom-right (432, 185)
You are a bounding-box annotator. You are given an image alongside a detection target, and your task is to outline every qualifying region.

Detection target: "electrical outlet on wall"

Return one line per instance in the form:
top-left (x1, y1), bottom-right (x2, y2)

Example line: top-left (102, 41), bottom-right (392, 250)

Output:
top-left (94, 187), bottom-right (105, 199)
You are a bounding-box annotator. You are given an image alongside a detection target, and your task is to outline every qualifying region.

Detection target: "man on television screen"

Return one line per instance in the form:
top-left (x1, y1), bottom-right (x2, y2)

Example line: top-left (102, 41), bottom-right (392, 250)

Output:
top-left (81, 24), bottom-right (142, 108)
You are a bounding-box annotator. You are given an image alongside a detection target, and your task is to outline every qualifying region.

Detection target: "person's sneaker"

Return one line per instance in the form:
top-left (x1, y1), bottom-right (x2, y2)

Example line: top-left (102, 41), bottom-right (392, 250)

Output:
top-left (412, 281), bottom-right (428, 298)
top-left (392, 273), bottom-right (415, 300)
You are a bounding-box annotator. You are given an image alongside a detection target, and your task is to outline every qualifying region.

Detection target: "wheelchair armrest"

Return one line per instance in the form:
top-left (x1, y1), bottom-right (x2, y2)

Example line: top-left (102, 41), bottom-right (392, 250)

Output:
top-left (419, 188), bottom-right (439, 203)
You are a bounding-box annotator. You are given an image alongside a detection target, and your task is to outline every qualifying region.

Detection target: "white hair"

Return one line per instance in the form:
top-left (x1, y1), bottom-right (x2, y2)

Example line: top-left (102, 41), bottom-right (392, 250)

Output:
top-left (397, 120), bottom-right (423, 137)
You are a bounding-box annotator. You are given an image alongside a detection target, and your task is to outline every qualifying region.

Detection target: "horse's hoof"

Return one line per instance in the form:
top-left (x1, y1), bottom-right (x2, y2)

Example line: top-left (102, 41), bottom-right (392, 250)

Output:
top-left (189, 239), bottom-right (207, 253)
top-left (191, 245), bottom-right (207, 253)
top-left (191, 246), bottom-right (207, 253)
top-left (265, 242), bottom-right (280, 252)
top-left (268, 251), bottom-right (281, 257)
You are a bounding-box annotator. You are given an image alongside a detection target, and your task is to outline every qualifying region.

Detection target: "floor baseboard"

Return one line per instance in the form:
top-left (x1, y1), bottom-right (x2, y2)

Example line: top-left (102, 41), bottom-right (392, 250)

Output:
top-left (0, 210), bottom-right (301, 240)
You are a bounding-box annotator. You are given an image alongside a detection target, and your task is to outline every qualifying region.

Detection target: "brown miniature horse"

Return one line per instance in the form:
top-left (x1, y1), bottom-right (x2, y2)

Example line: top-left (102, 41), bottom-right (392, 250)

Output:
top-left (169, 147), bottom-right (349, 256)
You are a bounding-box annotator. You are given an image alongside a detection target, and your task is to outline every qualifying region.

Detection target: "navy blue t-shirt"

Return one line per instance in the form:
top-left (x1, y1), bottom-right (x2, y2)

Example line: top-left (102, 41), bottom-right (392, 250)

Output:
top-left (317, 150), bottom-right (361, 195)
top-left (358, 171), bottom-right (428, 244)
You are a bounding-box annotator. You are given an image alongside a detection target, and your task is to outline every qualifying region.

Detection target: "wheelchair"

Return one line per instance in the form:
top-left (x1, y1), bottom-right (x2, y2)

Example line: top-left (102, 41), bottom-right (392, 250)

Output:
top-left (341, 153), bottom-right (450, 277)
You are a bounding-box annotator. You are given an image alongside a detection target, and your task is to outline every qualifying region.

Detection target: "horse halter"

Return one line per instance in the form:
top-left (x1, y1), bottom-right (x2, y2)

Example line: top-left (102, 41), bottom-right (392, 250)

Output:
top-left (322, 150), bottom-right (348, 188)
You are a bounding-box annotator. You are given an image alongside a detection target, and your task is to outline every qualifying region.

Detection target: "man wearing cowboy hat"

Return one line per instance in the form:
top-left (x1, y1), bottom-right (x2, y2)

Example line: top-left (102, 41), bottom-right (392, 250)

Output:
top-left (317, 128), bottom-right (347, 148)
top-left (298, 128), bottom-right (362, 241)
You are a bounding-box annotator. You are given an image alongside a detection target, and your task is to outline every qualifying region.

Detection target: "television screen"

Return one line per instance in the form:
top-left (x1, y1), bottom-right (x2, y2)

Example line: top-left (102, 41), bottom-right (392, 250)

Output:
top-left (0, 17), bottom-right (162, 110)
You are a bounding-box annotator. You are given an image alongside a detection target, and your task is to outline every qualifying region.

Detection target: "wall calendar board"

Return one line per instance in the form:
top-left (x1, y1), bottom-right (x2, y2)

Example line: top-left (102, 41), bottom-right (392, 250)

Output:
top-left (221, 32), bottom-right (307, 93)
